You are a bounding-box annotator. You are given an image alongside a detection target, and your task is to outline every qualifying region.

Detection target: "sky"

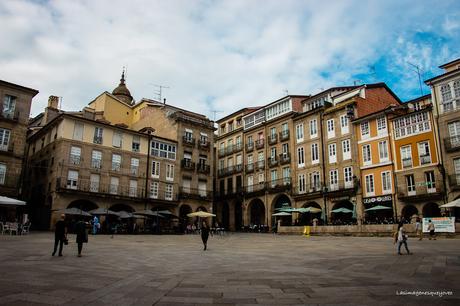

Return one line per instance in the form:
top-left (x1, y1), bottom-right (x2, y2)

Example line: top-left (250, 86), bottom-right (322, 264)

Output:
top-left (0, 0), bottom-right (459, 120)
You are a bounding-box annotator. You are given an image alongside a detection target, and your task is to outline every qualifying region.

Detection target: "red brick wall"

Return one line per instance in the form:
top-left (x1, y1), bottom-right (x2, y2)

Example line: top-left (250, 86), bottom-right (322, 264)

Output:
top-left (356, 87), bottom-right (400, 118)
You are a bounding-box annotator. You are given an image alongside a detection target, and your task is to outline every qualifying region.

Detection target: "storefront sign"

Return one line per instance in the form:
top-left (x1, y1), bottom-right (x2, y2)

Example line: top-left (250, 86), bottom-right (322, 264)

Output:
top-left (422, 217), bottom-right (455, 233)
top-left (363, 195), bottom-right (392, 204)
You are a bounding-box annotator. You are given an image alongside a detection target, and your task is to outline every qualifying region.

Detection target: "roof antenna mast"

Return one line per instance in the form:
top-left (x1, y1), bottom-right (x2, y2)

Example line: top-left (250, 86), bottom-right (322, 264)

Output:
top-left (150, 84), bottom-right (170, 102)
top-left (407, 62), bottom-right (424, 97)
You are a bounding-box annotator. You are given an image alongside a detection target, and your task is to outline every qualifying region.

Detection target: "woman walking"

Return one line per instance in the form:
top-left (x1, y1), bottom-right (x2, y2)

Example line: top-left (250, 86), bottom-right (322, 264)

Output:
top-left (396, 222), bottom-right (411, 255)
top-left (201, 221), bottom-right (210, 251)
top-left (75, 218), bottom-right (88, 257)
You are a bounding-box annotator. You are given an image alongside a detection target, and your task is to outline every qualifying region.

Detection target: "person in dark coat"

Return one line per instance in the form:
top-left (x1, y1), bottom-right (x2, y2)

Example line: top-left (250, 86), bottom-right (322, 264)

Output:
top-left (75, 218), bottom-right (88, 257)
top-left (52, 214), bottom-right (67, 256)
top-left (201, 220), bottom-right (210, 250)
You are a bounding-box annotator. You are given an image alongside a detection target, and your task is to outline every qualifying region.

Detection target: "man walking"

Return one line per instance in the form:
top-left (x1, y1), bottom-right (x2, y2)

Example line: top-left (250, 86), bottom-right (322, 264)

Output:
top-left (428, 220), bottom-right (436, 240)
top-left (415, 217), bottom-right (423, 240)
top-left (52, 214), bottom-right (67, 256)
top-left (396, 222), bottom-right (411, 255)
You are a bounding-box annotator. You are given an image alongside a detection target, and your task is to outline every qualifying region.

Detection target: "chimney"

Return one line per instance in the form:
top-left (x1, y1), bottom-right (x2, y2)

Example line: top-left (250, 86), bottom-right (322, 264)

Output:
top-left (163, 98), bottom-right (166, 104)
top-left (48, 95), bottom-right (60, 109)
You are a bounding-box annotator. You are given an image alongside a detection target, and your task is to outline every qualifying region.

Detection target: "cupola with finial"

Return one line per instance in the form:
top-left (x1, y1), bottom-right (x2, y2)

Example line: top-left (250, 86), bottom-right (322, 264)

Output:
top-left (112, 67), bottom-right (134, 105)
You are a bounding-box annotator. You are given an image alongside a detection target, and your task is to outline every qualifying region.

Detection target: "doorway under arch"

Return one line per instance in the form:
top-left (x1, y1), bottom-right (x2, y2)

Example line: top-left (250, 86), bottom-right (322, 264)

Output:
top-left (331, 200), bottom-right (354, 225)
top-left (234, 201), bottom-right (243, 231)
top-left (67, 199), bottom-right (98, 211)
top-left (221, 202), bottom-right (229, 229)
top-left (272, 194), bottom-right (292, 226)
top-left (401, 205), bottom-right (418, 221)
top-left (423, 203), bottom-right (441, 218)
top-left (300, 202), bottom-right (322, 225)
top-left (110, 204), bottom-right (135, 213)
top-left (248, 199), bottom-right (266, 226)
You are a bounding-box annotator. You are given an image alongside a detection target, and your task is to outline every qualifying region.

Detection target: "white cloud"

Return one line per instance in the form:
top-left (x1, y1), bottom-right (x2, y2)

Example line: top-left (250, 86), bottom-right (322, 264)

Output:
top-left (0, 0), bottom-right (458, 119)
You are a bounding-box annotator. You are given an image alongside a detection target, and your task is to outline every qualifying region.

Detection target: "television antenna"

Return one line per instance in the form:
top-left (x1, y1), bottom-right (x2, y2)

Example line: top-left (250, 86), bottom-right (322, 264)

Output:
top-left (407, 62), bottom-right (424, 97)
top-left (150, 84), bottom-right (170, 102)
top-left (211, 110), bottom-right (223, 121)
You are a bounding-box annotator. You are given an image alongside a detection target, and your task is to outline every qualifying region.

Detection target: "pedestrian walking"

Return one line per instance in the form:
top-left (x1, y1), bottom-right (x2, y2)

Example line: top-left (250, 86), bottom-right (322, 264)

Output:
top-left (75, 218), bottom-right (88, 257)
top-left (428, 220), bottom-right (436, 240)
top-left (52, 214), bottom-right (67, 256)
top-left (415, 217), bottom-right (423, 240)
top-left (201, 220), bottom-right (210, 251)
top-left (92, 216), bottom-right (99, 235)
top-left (396, 222), bottom-right (411, 255)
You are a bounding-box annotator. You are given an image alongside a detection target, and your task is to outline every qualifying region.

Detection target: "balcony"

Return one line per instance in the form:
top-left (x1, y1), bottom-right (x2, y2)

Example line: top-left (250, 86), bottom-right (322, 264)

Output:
top-left (69, 155), bottom-right (81, 165)
top-left (268, 178), bottom-right (292, 193)
top-left (279, 130), bottom-right (290, 141)
top-left (197, 164), bottom-right (210, 174)
top-left (256, 160), bottom-right (265, 170)
top-left (444, 136), bottom-right (460, 152)
top-left (268, 156), bottom-right (278, 168)
top-left (293, 183), bottom-right (323, 199)
top-left (93, 136), bottom-right (103, 144)
top-left (91, 159), bottom-right (102, 169)
top-left (0, 110), bottom-right (19, 121)
top-left (181, 159), bottom-right (195, 171)
top-left (246, 142), bottom-right (254, 152)
top-left (397, 181), bottom-right (444, 202)
top-left (325, 179), bottom-right (357, 195)
top-left (234, 143), bottom-right (243, 153)
top-left (268, 134), bottom-right (278, 145)
top-left (419, 154), bottom-right (431, 165)
top-left (448, 174), bottom-right (460, 191)
top-left (182, 136), bottom-right (196, 147)
top-left (111, 162), bottom-right (121, 171)
top-left (217, 168), bottom-right (227, 177)
top-left (235, 164), bottom-right (243, 173)
top-left (402, 158), bottom-right (412, 169)
top-left (130, 166), bottom-right (138, 176)
top-left (198, 140), bottom-right (210, 151)
top-left (179, 187), bottom-right (212, 201)
top-left (255, 139), bottom-right (264, 149)
top-left (245, 182), bottom-right (267, 197)
top-left (279, 153), bottom-right (291, 165)
top-left (56, 178), bottom-right (145, 199)
top-left (245, 163), bottom-right (254, 173)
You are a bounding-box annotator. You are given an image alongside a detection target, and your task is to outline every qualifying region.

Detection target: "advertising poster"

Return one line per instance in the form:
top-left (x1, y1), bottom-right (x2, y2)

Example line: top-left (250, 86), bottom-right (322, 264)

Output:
top-left (422, 217), bottom-right (455, 233)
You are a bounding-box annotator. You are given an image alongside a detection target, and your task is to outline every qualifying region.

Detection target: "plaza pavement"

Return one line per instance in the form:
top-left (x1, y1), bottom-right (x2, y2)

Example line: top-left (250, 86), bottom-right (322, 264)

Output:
top-left (0, 232), bottom-right (459, 306)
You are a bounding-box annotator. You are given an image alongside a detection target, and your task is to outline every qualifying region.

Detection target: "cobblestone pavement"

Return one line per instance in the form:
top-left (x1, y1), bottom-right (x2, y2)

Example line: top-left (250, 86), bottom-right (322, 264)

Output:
top-left (0, 232), bottom-right (459, 305)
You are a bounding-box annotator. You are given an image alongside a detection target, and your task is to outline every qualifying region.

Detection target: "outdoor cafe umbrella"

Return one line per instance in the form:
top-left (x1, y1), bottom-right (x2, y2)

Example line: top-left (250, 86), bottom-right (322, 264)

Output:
top-left (62, 207), bottom-right (91, 217)
top-left (89, 208), bottom-right (119, 216)
top-left (133, 210), bottom-right (165, 218)
top-left (440, 198), bottom-right (460, 208)
top-left (0, 196), bottom-right (26, 206)
top-left (331, 207), bottom-right (353, 214)
top-left (116, 211), bottom-right (134, 219)
top-left (272, 212), bottom-right (292, 216)
top-left (365, 205), bottom-right (392, 211)
top-left (187, 211), bottom-right (216, 218)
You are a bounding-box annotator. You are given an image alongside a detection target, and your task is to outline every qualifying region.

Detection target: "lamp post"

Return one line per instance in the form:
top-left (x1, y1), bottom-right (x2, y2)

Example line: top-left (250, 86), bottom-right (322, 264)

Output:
top-left (140, 127), bottom-right (155, 210)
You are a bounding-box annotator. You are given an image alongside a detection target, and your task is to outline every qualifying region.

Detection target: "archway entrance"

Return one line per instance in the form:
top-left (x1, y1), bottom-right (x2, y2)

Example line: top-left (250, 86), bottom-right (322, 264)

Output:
top-left (300, 202), bottom-right (322, 225)
top-left (401, 205), bottom-right (418, 222)
top-left (179, 204), bottom-right (193, 233)
top-left (110, 204), bottom-right (135, 213)
top-left (67, 199), bottom-right (98, 211)
top-left (235, 201), bottom-right (243, 231)
top-left (273, 194), bottom-right (292, 226)
top-left (109, 204), bottom-right (136, 234)
top-left (248, 199), bottom-right (265, 226)
top-left (221, 202), bottom-right (229, 230)
top-left (331, 200), bottom-right (354, 225)
top-left (423, 203), bottom-right (441, 218)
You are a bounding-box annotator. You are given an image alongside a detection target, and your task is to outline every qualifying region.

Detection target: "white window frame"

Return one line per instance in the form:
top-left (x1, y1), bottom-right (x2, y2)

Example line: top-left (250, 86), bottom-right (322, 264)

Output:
top-left (112, 131), bottom-right (123, 148)
top-left (90, 174), bottom-right (100, 192)
top-left (401, 146), bottom-right (412, 169)
top-left (111, 154), bottom-right (121, 171)
top-left (150, 181), bottom-right (159, 199)
top-left (130, 158), bottom-right (139, 175)
top-left (361, 121), bottom-right (370, 139)
top-left (297, 146), bottom-right (305, 167)
top-left (296, 123), bottom-right (304, 142)
top-left (70, 146), bottom-right (81, 165)
top-left (329, 170), bottom-right (338, 191)
top-left (344, 167), bottom-right (353, 188)
top-left (418, 141), bottom-right (431, 165)
top-left (0, 163), bottom-right (6, 185)
top-left (110, 177), bottom-right (119, 194)
top-left (328, 143), bottom-right (337, 164)
top-left (91, 150), bottom-right (102, 169)
top-left (67, 170), bottom-right (79, 190)
top-left (377, 116), bottom-right (387, 135)
top-left (298, 174), bottom-right (306, 194)
top-left (381, 171), bottom-right (392, 194)
top-left (342, 139), bottom-right (351, 160)
top-left (129, 180), bottom-right (138, 197)
top-left (311, 143), bottom-right (319, 165)
top-left (425, 171), bottom-right (436, 193)
top-left (73, 122), bottom-right (84, 141)
top-left (310, 119), bottom-right (318, 138)
top-left (0, 128), bottom-right (11, 151)
top-left (378, 140), bottom-right (389, 162)
top-left (406, 174), bottom-right (416, 196)
top-left (365, 174), bottom-right (375, 196)
top-left (362, 144), bottom-right (372, 166)
top-left (165, 184), bottom-right (173, 200)
top-left (152, 161), bottom-right (160, 178)
top-left (166, 164), bottom-right (174, 181)
top-left (327, 119), bottom-right (335, 139)
top-left (340, 115), bottom-right (349, 134)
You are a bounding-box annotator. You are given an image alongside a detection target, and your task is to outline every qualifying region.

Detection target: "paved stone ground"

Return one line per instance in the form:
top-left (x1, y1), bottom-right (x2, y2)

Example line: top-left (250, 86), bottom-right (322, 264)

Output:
top-left (0, 232), bottom-right (459, 306)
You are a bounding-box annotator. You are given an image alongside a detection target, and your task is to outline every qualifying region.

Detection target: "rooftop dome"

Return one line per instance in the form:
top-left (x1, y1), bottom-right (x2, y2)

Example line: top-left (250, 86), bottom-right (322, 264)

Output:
top-left (112, 70), bottom-right (134, 105)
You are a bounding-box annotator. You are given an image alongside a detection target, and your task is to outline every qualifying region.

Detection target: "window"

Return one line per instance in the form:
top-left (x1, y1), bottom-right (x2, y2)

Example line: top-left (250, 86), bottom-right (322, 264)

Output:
top-left (166, 164), bottom-right (174, 181)
top-left (362, 144), bottom-right (371, 165)
top-left (132, 135), bottom-right (140, 152)
top-left (377, 116), bottom-right (387, 135)
top-left (365, 174), bottom-right (375, 196)
top-left (270, 147), bottom-right (277, 159)
top-left (151, 141), bottom-right (176, 160)
top-left (90, 174), bottom-right (99, 192)
top-left (67, 170), bottom-right (79, 190)
top-left (393, 112), bottom-right (431, 138)
top-left (70, 146), bottom-right (81, 165)
top-left (3, 95), bottom-right (16, 118)
top-left (220, 124), bottom-right (226, 135)
top-left (0, 163), bottom-right (6, 185)
top-left (129, 180), bottom-right (137, 197)
top-left (382, 171), bottom-right (392, 194)
top-left (270, 127), bottom-right (276, 138)
top-left (247, 136), bottom-right (253, 146)
top-left (454, 158), bottom-right (460, 185)
top-left (310, 172), bottom-right (321, 191)
top-left (418, 141), bottom-right (431, 165)
top-left (328, 143), bottom-right (337, 164)
top-left (151, 161), bottom-right (160, 178)
top-left (111, 154), bottom-right (121, 171)
top-left (94, 126), bottom-right (103, 144)
top-left (247, 154), bottom-right (253, 165)
top-left (236, 154), bottom-right (242, 166)
top-left (236, 136), bottom-right (242, 149)
top-left (344, 167), bottom-right (353, 188)
top-left (181, 178), bottom-right (191, 193)
top-left (258, 173), bottom-right (265, 183)
top-left (282, 143), bottom-right (289, 156)
top-left (200, 133), bottom-right (208, 146)
top-left (198, 181), bottom-right (207, 197)
top-left (401, 146), bottom-right (412, 168)
top-left (110, 177), bottom-right (119, 194)
top-left (296, 123), bottom-right (304, 142)
top-left (91, 150), bottom-right (102, 169)
top-left (360, 121), bottom-right (369, 139)
top-left (150, 182), bottom-right (159, 199)
top-left (378, 141), bottom-right (389, 162)
top-left (340, 115), bottom-right (349, 134)
top-left (266, 99), bottom-right (290, 120)
top-left (310, 119), bottom-right (318, 138)
top-left (425, 171), bottom-right (436, 193)
top-left (406, 175), bottom-right (415, 195)
top-left (298, 174), bottom-right (306, 194)
top-left (329, 170), bottom-right (338, 191)
top-left (327, 119), bottom-right (335, 138)
top-left (130, 158), bottom-right (139, 175)
top-left (165, 184), bottom-right (173, 200)
top-left (0, 128), bottom-right (10, 151)
top-left (441, 84), bottom-right (453, 112)
top-left (342, 139), bottom-right (351, 160)
top-left (282, 167), bottom-right (290, 184)
top-left (448, 121), bottom-right (460, 148)
top-left (454, 80), bottom-right (460, 98)
top-left (184, 129), bottom-right (193, 141)
top-left (112, 131), bottom-right (123, 148)
top-left (247, 175), bottom-right (254, 192)
top-left (73, 122), bottom-right (84, 141)
top-left (311, 143), bottom-right (319, 164)
top-left (270, 169), bottom-right (277, 187)
top-left (297, 147), bottom-right (305, 167)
